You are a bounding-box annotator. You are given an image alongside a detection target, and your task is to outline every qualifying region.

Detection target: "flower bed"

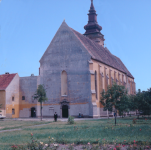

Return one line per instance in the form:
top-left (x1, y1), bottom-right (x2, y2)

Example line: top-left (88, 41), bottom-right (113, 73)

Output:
top-left (10, 133), bottom-right (151, 150)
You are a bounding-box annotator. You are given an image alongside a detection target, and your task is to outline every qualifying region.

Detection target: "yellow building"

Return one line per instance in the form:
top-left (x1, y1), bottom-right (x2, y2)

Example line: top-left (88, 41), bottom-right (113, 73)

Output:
top-left (0, 73), bottom-right (19, 118)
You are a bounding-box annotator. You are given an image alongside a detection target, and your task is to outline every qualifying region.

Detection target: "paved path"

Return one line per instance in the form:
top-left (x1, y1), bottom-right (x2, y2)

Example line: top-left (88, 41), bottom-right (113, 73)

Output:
top-left (6, 117), bottom-right (116, 122)
top-left (0, 122), bottom-right (53, 133)
top-left (0, 128), bottom-right (22, 133)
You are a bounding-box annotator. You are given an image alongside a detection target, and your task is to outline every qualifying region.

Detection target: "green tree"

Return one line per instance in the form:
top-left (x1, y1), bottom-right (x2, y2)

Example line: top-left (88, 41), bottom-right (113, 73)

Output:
top-left (146, 88), bottom-right (151, 116)
top-left (137, 89), bottom-right (151, 117)
top-left (100, 83), bottom-right (129, 125)
top-left (116, 94), bottom-right (130, 117)
top-left (143, 88), bottom-right (151, 116)
top-left (33, 84), bottom-right (48, 121)
top-left (129, 88), bottom-right (151, 118)
top-left (129, 89), bottom-right (142, 118)
top-left (128, 94), bottom-right (137, 112)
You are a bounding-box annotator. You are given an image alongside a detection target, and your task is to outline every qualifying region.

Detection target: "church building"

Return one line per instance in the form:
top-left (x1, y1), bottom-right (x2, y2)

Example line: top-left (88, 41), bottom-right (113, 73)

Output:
top-left (0, 0), bottom-right (135, 118)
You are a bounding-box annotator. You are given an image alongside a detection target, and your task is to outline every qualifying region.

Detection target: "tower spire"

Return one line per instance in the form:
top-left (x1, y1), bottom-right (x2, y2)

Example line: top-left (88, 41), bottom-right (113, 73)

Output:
top-left (90, 0), bottom-right (94, 10)
top-left (84, 0), bottom-right (105, 46)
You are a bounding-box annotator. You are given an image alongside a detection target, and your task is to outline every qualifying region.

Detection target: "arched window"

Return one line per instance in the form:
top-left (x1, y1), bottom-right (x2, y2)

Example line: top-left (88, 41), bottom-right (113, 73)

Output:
top-left (61, 71), bottom-right (68, 96)
top-left (116, 79), bottom-right (118, 85)
top-left (111, 77), bottom-right (114, 86)
top-left (106, 75), bottom-right (109, 91)
top-left (132, 82), bottom-right (134, 94)
top-left (95, 71), bottom-right (97, 99)
top-left (100, 72), bottom-right (103, 92)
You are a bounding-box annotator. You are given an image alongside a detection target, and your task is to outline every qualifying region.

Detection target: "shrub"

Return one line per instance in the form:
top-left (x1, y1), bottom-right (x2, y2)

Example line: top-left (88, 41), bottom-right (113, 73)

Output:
top-left (132, 118), bottom-right (137, 124)
top-left (68, 115), bottom-right (74, 124)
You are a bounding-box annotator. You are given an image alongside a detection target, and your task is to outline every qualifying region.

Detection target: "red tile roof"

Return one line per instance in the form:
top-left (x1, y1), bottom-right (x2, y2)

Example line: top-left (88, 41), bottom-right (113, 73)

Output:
top-left (71, 28), bottom-right (134, 79)
top-left (0, 74), bottom-right (17, 90)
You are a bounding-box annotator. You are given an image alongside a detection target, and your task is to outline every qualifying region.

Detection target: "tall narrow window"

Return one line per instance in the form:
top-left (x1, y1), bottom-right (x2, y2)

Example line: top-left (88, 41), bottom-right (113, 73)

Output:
top-left (100, 73), bottom-right (103, 93)
top-left (114, 72), bottom-right (116, 82)
top-left (12, 109), bottom-right (15, 115)
top-left (12, 97), bottom-right (14, 101)
top-left (61, 71), bottom-right (68, 96)
top-left (132, 82), bottom-right (133, 94)
top-left (95, 71), bottom-right (97, 99)
top-left (22, 96), bottom-right (25, 100)
top-left (106, 75), bottom-right (109, 90)
top-left (118, 74), bottom-right (121, 85)
top-left (116, 79), bottom-right (118, 85)
top-left (111, 77), bottom-right (114, 86)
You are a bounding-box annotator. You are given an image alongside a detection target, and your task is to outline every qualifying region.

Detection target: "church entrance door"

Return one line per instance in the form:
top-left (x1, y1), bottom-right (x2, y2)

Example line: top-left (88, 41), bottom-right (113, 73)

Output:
top-left (31, 107), bottom-right (36, 117)
top-left (62, 105), bottom-right (68, 118)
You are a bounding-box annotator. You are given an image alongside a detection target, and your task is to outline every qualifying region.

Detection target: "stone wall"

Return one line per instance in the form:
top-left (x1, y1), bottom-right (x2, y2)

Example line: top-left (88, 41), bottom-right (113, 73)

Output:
top-left (39, 21), bottom-right (92, 117)
top-left (19, 76), bottom-right (37, 118)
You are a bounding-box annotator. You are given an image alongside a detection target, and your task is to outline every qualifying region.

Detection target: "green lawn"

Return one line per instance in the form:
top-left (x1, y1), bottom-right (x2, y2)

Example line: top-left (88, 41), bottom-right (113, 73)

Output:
top-left (0, 120), bottom-right (51, 130)
top-left (0, 117), bottom-right (151, 149)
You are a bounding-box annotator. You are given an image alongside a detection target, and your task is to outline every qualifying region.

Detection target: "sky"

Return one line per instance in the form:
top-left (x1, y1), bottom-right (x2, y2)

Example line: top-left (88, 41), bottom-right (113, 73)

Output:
top-left (0, 0), bottom-right (151, 91)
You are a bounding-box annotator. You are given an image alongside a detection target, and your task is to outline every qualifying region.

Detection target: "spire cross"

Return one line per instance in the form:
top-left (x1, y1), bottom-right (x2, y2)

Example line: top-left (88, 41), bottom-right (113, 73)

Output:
top-left (91, 0), bottom-right (93, 4)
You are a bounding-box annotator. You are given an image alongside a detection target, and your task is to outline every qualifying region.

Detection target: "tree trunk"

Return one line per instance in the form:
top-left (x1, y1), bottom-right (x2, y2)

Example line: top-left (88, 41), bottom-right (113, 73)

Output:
top-left (107, 109), bottom-right (109, 119)
top-left (137, 115), bottom-right (139, 119)
top-left (40, 102), bottom-right (42, 121)
top-left (122, 112), bottom-right (124, 118)
top-left (115, 109), bottom-right (117, 126)
top-left (115, 115), bottom-right (116, 126)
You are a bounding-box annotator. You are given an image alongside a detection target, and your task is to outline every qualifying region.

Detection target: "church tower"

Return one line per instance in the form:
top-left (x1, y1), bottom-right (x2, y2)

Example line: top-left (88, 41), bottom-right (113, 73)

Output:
top-left (84, 0), bottom-right (105, 47)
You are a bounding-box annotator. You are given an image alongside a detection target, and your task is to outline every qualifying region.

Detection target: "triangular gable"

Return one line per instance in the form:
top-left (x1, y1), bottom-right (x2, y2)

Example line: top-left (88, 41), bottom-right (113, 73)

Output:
top-left (39, 21), bottom-right (91, 63)
top-left (0, 73), bottom-right (17, 90)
